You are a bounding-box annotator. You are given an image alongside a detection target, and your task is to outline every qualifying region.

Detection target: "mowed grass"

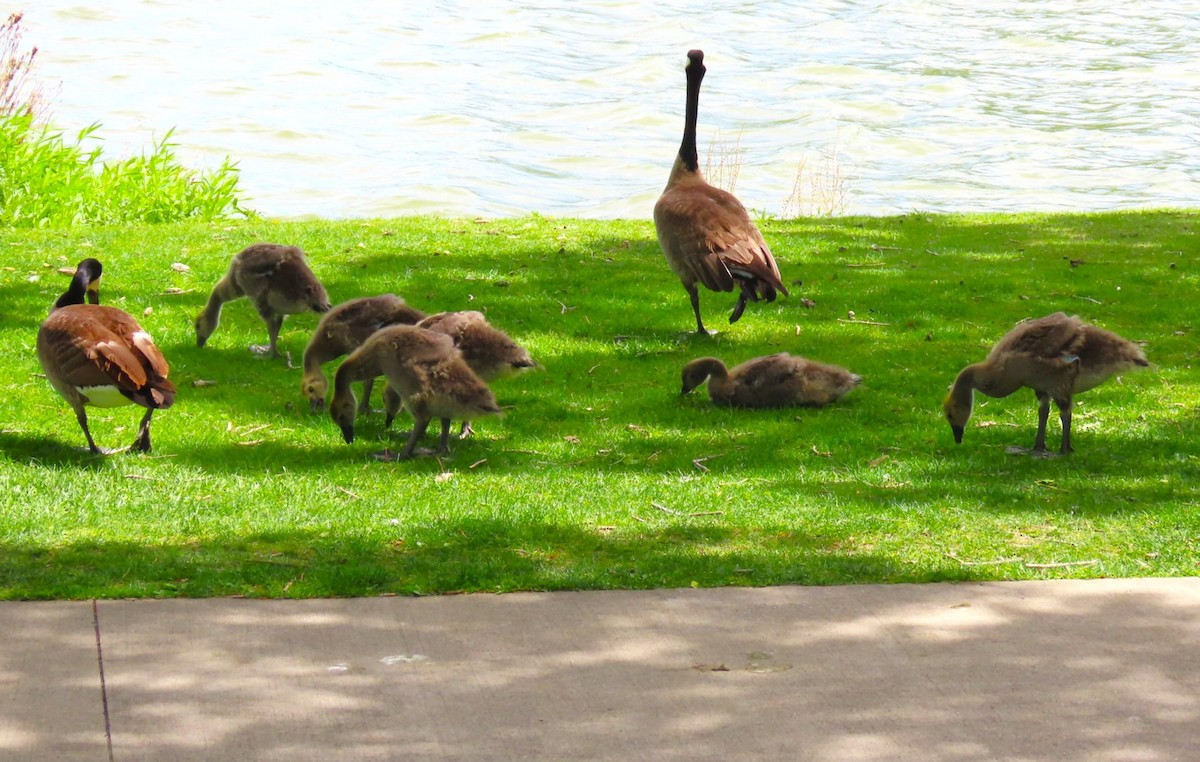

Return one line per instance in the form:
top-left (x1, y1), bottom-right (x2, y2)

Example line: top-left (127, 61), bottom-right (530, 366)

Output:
top-left (0, 211), bottom-right (1196, 599)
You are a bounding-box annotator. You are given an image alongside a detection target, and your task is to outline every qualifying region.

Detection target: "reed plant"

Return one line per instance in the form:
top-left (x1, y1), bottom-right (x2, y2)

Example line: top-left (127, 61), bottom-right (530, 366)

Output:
top-left (0, 12), bottom-right (252, 228)
top-left (0, 115), bottom-right (253, 227)
top-left (0, 211), bottom-right (1195, 599)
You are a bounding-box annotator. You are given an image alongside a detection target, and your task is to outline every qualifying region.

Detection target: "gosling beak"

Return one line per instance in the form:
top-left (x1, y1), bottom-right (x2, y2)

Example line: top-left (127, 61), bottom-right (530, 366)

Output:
top-left (951, 425), bottom-right (964, 444)
top-left (340, 424), bottom-right (355, 444)
top-left (196, 335), bottom-right (207, 348)
top-left (310, 398), bottom-right (325, 414)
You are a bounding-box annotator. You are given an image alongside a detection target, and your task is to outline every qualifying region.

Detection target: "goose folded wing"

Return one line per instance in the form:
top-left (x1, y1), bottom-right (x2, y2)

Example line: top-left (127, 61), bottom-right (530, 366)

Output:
top-left (45, 321), bottom-right (150, 391)
top-left (1000, 313), bottom-right (1083, 363)
top-left (419, 311), bottom-right (487, 339)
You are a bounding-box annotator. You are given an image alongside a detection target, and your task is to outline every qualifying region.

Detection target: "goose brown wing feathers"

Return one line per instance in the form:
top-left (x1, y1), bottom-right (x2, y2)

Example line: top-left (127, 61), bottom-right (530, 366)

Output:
top-left (40, 306), bottom-right (175, 408)
top-left (416, 310), bottom-right (487, 338)
top-left (656, 180), bottom-right (787, 296)
top-left (993, 313), bottom-right (1083, 362)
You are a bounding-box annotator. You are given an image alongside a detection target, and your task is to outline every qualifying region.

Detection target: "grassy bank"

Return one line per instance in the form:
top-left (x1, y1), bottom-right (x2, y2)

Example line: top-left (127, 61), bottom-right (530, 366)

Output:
top-left (0, 211), bottom-right (1196, 599)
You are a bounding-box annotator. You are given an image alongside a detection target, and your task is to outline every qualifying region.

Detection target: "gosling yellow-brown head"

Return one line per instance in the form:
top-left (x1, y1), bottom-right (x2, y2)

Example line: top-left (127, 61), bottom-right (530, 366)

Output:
top-left (302, 372), bottom-right (329, 414)
top-left (943, 390), bottom-right (970, 444)
top-left (330, 393), bottom-right (358, 444)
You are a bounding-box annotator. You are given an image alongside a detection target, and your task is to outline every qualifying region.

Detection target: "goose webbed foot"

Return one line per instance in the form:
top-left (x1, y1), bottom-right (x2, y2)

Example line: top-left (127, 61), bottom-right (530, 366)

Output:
top-left (249, 344), bottom-right (278, 357)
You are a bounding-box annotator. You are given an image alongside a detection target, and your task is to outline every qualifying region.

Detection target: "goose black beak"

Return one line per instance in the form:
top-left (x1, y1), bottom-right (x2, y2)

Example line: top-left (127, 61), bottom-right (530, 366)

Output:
top-left (952, 425), bottom-right (964, 444)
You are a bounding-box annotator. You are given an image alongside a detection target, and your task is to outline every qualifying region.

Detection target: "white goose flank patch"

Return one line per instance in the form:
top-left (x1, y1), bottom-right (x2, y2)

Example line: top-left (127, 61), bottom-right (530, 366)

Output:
top-left (79, 385), bottom-right (131, 408)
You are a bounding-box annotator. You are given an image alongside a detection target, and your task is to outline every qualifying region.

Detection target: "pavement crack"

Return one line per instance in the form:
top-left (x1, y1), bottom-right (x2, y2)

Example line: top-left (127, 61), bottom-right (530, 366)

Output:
top-left (92, 600), bottom-right (115, 762)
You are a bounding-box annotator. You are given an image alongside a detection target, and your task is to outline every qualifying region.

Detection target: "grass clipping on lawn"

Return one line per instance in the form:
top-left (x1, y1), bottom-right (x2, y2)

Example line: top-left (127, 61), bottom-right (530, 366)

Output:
top-left (0, 211), bottom-right (1196, 599)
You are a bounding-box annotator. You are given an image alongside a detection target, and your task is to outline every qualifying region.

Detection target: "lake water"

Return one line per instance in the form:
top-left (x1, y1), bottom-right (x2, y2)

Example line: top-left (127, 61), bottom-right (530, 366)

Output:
top-left (16, 1), bottom-right (1200, 219)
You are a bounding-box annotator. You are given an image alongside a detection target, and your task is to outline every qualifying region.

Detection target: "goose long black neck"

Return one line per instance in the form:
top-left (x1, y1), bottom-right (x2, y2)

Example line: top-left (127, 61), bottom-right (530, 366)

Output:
top-left (678, 49), bottom-right (706, 174)
top-left (53, 258), bottom-right (103, 311)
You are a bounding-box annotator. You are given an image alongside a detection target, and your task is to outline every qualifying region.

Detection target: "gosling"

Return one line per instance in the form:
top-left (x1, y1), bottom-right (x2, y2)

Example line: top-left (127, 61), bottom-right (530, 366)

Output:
top-left (417, 310), bottom-right (536, 436)
top-left (943, 312), bottom-right (1149, 455)
top-left (301, 294), bottom-right (427, 413)
top-left (195, 242), bottom-right (332, 358)
top-left (681, 353), bottom-right (861, 408)
top-left (330, 325), bottom-right (500, 460)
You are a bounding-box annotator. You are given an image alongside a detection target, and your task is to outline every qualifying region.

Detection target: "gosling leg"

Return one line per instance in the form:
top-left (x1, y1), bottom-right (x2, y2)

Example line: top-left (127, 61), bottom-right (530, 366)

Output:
top-left (360, 377), bottom-right (376, 417)
top-left (1032, 391), bottom-right (1051, 453)
top-left (399, 416), bottom-right (432, 460)
top-left (1057, 397), bottom-right (1074, 455)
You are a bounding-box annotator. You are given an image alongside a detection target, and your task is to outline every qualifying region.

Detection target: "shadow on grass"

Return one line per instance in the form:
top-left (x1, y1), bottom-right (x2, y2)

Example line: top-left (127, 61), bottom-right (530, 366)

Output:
top-left (0, 432), bottom-right (114, 469)
top-left (0, 515), bottom-right (974, 601)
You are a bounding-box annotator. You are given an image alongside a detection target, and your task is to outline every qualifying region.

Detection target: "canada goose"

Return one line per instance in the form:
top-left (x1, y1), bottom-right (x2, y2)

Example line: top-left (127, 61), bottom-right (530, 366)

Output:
top-left (681, 353), bottom-right (860, 408)
top-left (417, 310), bottom-right (535, 436)
top-left (37, 259), bottom-right (176, 454)
top-left (301, 294), bottom-right (427, 413)
top-left (195, 243), bottom-right (332, 357)
top-left (944, 312), bottom-right (1149, 455)
top-left (654, 49), bottom-right (789, 335)
top-left (330, 325), bottom-right (500, 460)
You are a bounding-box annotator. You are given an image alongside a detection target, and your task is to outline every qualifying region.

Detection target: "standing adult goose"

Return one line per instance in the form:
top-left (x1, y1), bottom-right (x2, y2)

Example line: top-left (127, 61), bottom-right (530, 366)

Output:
top-left (654, 49), bottom-right (789, 335)
top-left (37, 259), bottom-right (176, 454)
top-left (330, 325), bottom-right (500, 460)
top-left (944, 312), bottom-right (1149, 455)
top-left (301, 294), bottom-right (427, 413)
top-left (195, 242), bottom-right (332, 358)
top-left (681, 353), bottom-right (860, 408)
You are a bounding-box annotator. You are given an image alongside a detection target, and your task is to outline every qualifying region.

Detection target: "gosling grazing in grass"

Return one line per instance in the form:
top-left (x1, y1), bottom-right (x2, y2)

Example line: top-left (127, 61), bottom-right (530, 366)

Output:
top-left (944, 312), bottom-right (1149, 455)
top-left (301, 294), bottom-right (427, 413)
top-left (330, 325), bottom-right (500, 460)
top-left (653, 49), bottom-right (788, 335)
top-left (195, 243), bottom-right (332, 358)
top-left (681, 354), bottom-right (861, 408)
top-left (417, 310), bottom-right (535, 436)
top-left (37, 259), bottom-right (176, 454)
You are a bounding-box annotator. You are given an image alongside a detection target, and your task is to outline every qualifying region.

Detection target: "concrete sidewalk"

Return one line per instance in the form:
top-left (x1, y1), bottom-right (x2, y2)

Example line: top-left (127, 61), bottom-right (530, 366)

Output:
top-left (2, 578), bottom-right (1198, 761)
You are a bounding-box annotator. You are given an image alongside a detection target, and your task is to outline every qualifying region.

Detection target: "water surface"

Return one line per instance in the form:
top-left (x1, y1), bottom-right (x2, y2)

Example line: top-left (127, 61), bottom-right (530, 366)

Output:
top-left (19, 1), bottom-right (1200, 219)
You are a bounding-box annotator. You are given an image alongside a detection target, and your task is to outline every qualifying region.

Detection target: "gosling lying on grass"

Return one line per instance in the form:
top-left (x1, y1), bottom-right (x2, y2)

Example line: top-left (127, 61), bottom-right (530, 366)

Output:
top-left (330, 325), bottom-right (500, 460)
top-left (944, 312), bottom-right (1149, 455)
top-left (301, 294), bottom-right (427, 413)
top-left (681, 354), bottom-right (861, 408)
top-left (195, 242), bottom-right (332, 358)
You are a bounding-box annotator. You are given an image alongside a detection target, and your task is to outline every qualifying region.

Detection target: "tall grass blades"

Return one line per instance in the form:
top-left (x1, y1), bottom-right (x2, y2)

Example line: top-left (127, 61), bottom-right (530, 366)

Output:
top-left (0, 114), bottom-right (254, 227)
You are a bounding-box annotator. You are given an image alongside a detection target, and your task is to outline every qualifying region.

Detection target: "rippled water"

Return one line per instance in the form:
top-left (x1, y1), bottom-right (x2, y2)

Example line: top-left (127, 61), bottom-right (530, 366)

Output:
top-left (19, 1), bottom-right (1200, 219)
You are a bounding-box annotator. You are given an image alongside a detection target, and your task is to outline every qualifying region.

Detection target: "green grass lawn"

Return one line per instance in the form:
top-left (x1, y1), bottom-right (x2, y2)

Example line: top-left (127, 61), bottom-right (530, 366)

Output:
top-left (1, 210), bottom-right (1196, 599)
